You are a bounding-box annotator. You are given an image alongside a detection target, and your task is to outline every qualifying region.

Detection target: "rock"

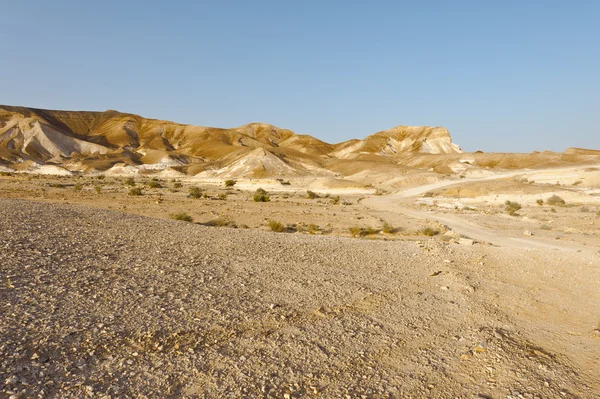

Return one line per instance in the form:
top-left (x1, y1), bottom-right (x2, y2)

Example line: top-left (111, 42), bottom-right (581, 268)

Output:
top-left (458, 238), bottom-right (474, 246)
top-left (523, 230), bottom-right (533, 236)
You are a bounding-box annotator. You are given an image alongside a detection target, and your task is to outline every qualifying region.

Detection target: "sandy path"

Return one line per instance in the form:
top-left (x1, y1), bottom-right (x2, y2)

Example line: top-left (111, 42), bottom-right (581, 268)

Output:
top-left (363, 164), bottom-right (599, 251)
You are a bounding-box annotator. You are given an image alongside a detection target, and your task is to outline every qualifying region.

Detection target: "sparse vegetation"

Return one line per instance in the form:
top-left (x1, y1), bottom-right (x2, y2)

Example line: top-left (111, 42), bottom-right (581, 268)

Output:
top-left (307, 190), bottom-right (318, 199)
top-left (423, 191), bottom-right (434, 198)
top-left (254, 188), bottom-right (270, 202)
top-left (128, 187), bottom-right (143, 196)
top-left (94, 185), bottom-right (102, 194)
top-left (124, 177), bottom-right (135, 186)
top-left (173, 182), bottom-right (183, 189)
top-left (268, 219), bottom-right (284, 232)
top-left (147, 179), bottom-right (162, 188)
top-left (420, 227), bottom-right (439, 236)
top-left (224, 179), bottom-right (237, 187)
top-left (308, 224), bottom-right (319, 234)
top-left (382, 222), bottom-right (394, 234)
top-left (536, 199), bottom-right (544, 206)
top-left (349, 226), bottom-right (361, 238)
top-left (169, 212), bottom-right (193, 222)
top-left (505, 200), bottom-right (522, 216)
top-left (218, 193), bottom-right (227, 200)
top-left (74, 182), bottom-right (82, 192)
top-left (547, 195), bottom-right (565, 206)
top-left (331, 196), bottom-right (340, 205)
top-left (189, 186), bottom-right (202, 199)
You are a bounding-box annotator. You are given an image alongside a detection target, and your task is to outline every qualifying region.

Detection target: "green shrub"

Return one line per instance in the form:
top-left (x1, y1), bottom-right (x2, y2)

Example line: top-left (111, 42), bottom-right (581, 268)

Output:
top-left (124, 177), bottom-right (136, 186)
top-left (169, 212), bottom-right (193, 222)
top-left (189, 186), bottom-right (202, 199)
top-left (505, 200), bottom-right (522, 216)
top-left (254, 188), bottom-right (270, 202)
top-left (128, 187), bottom-right (143, 196)
top-left (307, 190), bottom-right (318, 199)
top-left (224, 179), bottom-right (237, 187)
top-left (547, 195), bottom-right (565, 206)
top-left (268, 219), bottom-right (284, 232)
top-left (421, 227), bottom-right (439, 236)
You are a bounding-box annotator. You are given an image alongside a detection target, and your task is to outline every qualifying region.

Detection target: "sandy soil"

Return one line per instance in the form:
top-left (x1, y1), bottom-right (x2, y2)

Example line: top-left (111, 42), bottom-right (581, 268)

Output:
top-left (1, 165), bottom-right (599, 398)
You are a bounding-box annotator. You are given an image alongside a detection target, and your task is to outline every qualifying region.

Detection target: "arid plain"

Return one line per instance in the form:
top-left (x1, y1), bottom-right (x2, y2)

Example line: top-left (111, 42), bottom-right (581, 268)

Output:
top-left (1, 106), bottom-right (599, 398)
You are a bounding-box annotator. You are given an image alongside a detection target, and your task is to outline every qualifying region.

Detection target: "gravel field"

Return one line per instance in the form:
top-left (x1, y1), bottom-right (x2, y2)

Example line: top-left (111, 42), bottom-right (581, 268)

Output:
top-left (1, 198), bottom-right (598, 398)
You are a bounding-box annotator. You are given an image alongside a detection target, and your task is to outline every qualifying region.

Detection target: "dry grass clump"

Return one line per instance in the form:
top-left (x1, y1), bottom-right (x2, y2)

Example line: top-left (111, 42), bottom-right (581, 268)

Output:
top-left (169, 212), bottom-right (193, 222)
top-left (308, 224), bottom-right (319, 234)
top-left (382, 222), bottom-right (395, 234)
top-left (536, 199), bottom-right (544, 206)
top-left (147, 179), bottom-right (162, 188)
top-left (268, 220), bottom-right (284, 232)
top-left (124, 177), bottom-right (136, 186)
top-left (189, 186), bottom-right (202, 199)
top-left (546, 195), bottom-right (565, 206)
top-left (173, 182), bottom-right (183, 189)
top-left (420, 227), bottom-right (439, 236)
top-left (224, 179), bottom-right (236, 187)
top-left (254, 188), bottom-right (270, 202)
top-left (128, 187), bottom-right (143, 196)
top-left (505, 200), bottom-right (522, 216)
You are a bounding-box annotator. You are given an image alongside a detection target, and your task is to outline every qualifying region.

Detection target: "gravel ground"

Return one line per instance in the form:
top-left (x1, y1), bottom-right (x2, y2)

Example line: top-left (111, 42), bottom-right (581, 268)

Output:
top-left (0, 199), bottom-right (597, 398)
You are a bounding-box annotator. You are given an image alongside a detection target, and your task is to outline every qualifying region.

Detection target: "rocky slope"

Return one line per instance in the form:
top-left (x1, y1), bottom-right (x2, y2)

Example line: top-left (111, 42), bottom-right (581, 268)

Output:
top-left (0, 105), bottom-right (461, 177)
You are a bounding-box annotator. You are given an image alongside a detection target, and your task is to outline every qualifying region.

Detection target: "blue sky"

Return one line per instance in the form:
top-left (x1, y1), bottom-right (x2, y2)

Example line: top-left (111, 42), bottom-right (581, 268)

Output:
top-left (1, 1), bottom-right (598, 152)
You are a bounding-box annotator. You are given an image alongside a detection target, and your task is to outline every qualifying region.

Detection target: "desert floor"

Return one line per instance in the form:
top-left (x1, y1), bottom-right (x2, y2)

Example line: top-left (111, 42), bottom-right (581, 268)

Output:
top-left (1, 164), bottom-right (599, 398)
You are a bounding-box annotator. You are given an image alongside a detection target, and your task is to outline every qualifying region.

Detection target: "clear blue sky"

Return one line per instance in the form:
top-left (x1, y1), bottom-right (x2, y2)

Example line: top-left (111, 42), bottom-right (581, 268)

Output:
top-left (1, 1), bottom-right (598, 152)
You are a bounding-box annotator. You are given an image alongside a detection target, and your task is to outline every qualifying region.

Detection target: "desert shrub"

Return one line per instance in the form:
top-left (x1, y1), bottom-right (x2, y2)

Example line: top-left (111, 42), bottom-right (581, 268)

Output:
top-left (202, 193), bottom-right (209, 199)
top-left (308, 224), bottom-right (319, 234)
top-left (94, 185), bottom-right (102, 194)
top-left (382, 222), bottom-right (394, 234)
top-left (349, 226), bottom-right (361, 237)
top-left (96, 174), bottom-right (105, 180)
top-left (169, 212), bottom-right (193, 222)
top-left (73, 182), bottom-right (83, 192)
top-left (307, 190), bottom-right (318, 199)
top-left (536, 199), bottom-right (544, 206)
top-left (550, 208), bottom-right (557, 213)
top-left (362, 227), bottom-right (378, 236)
top-left (218, 193), bottom-right (227, 200)
top-left (421, 227), bottom-right (439, 236)
top-left (547, 195), bottom-right (565, 206)
top-left (124, 177), bottom-right (135, 186)
top-left (0, 172), bottom-right (13, 177)
top-left (597, 210), bottom-right (600, 217)
top-left (147, 179), bottom-right (162, 188)
top-left (173, 182), bottom-right (183, 189)
top-left (128, 187), bottom-right (143, 196)
top-left (189, 186), bottom-right (202, 199)
top-left (224, 179), bottom-right (237, 187)
top-left (505, 200), bottom-right (522, 216)
top-left (268, 220), bottom-right (284, 232)
top-left (279, 180), bottom-right (291, 186)
top-left (203, 217), bottom-right (230, 227)
top-left (423, 191), bottom-right (434, 198)
top-left (254, 188), bottom-right (270, 202)
top-left (330, 195), bottom-right (340, 205)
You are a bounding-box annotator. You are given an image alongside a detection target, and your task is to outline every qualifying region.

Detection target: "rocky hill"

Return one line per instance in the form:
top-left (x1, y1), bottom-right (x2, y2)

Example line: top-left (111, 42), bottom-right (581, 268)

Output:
top-left (0, 105), bottom-right (461, 177)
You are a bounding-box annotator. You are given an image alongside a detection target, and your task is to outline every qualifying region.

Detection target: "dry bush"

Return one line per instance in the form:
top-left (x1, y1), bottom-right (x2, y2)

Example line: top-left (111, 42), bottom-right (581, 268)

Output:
top-left (128, 187), bottom-right (143, 196)
top-left (254, 188), bottom-right (270, 202)
top-left (124, 177), bottom-right (135, 186)
top-left (189, 186), bottom-right (202, 199)
top-left (547, 195), bottom-right (565, 206)
top-left (224, 179), bottom-right (236, 187)
top-left (505, 200), bottom-right (522, 216)
top-left (349, 226), bottom-right (361, 237)
top-left (268, 220), bottom-right (284, 232)
top-left (169, 212), bottom-right (193, 222)
top-left (307, 190), bottom-right (318, 199)
top-left (420, 227), bottom-right (439, 236)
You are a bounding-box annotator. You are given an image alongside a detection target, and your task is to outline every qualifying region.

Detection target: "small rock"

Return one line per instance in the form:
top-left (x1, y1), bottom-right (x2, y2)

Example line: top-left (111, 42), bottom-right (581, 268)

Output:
top-left (458, 238), bottom-right (474, 246)
top-left (523, 230), bottom-right (533, 236)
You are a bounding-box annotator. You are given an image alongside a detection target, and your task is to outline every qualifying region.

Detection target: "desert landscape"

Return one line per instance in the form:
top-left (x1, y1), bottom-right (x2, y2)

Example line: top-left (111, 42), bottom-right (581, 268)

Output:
top-left (1, 106), bottom-right (600, 398)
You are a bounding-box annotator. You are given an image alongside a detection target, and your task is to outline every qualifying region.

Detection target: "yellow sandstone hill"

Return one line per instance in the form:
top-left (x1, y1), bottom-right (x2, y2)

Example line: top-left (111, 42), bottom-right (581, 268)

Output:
top-left (1, 105), bottom-right (597, 179)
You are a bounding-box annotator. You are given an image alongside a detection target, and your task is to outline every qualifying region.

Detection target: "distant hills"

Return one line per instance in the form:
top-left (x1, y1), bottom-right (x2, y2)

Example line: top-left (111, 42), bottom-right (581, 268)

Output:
top-left (0, 105), bottom-right (597, 182)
